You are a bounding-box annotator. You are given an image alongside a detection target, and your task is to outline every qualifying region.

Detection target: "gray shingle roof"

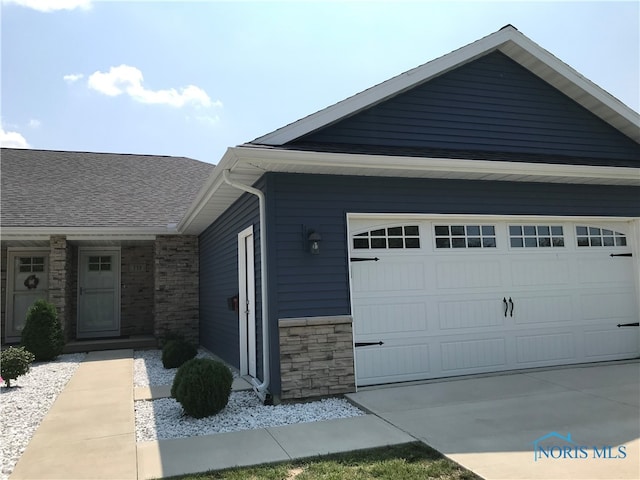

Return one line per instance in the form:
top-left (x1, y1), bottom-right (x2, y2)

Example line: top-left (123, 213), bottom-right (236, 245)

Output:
top-left (1, 148), bottom-right (214, 229)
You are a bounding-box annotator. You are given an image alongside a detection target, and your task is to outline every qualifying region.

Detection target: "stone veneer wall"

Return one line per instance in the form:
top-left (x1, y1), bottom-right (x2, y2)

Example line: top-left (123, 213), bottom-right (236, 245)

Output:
top-left (121, 244), bottom-right (154, 336)
top-left (66, 246), bottom-right (78, 339)
top-left (48, 235), bottom-right (73, 340)
top-left (1, 246), bottom-right (7, 343)
top-left (278, 315), bottom-right (355, 400)
top-left (154, 235), bottom-right (199, 344)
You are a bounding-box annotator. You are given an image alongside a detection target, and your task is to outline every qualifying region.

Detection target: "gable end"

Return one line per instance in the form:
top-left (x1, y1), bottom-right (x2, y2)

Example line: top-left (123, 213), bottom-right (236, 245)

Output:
top-left (290, 52), bottom-right (640, 164)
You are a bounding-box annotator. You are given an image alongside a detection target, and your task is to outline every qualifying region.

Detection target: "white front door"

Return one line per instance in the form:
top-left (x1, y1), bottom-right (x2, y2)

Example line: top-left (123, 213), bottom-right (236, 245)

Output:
top-left (349, 216), bottom-right (639, 386)
top-left (77, 249), bottom-right (120, 338)
top-left (238, 227), bottom-right (257, 377)
top-left (6, 251), bottom-right (49, 341)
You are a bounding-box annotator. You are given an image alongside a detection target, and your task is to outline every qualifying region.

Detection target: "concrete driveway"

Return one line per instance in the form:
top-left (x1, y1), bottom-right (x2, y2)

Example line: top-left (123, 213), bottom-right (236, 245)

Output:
top-left (346, 361), bottom-right (639, 480)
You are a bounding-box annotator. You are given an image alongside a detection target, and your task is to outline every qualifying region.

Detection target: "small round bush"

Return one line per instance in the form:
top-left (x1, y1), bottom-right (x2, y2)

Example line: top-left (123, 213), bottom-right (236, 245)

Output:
top-left (21, 299), bottom-right (64, 361)
top-left (158, 330), bottom-right (185, 349)
top-left (1, 346), bottom-right (36, 387)
top-left (161, 338), bottom-right (197, 369)
top-left (171, 358), bottom-right (233, 418)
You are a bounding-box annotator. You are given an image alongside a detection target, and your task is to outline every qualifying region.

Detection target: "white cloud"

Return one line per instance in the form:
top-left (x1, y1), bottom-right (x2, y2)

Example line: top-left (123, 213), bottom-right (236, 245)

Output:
top-left (28, 119), bottom-right (41, 128)
top-left (63, 73), bottom-right (84, 83)
top-left (3, 0), bottom-right (91, 12)
top-left (87, 65), bottom-right (220, 108)
top-left (0, 126), bottom-right (30, 148)
top-left (195, 115), bottom-right (221, 127)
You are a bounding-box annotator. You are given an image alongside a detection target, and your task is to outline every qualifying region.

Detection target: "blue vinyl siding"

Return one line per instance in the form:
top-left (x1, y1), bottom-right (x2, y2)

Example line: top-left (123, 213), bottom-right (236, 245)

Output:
top-left (268, 172), bottom-right (639, 323)
top-left (199, 189), bottom-right (262, 375)
top-left (294, 52), bottom-right (639, 163)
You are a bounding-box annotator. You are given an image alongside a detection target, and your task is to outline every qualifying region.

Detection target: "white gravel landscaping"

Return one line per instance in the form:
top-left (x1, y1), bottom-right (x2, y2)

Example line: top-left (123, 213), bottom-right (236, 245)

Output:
top-left (134, 350), bottom-right (364, 442)
top-left (0, 353), bottom-right (86, 480)
top-left (1, 349), bottom-right (364, 479)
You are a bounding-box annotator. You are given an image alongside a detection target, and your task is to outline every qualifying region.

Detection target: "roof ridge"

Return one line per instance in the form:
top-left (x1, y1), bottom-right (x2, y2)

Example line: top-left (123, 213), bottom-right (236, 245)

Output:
top-left (0, 147), bottom-right (205, 162)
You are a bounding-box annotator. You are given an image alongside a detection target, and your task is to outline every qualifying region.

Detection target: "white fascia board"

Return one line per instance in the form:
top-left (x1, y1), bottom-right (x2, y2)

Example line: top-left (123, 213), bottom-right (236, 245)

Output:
top-left (253, 26), bottom-right (639, 146)
top-left (501, 30), bottom-right (640, 140)
top-left (234, 146), bottom-right (640, 185)
top-left (177, 148), bottom-right (241, 234)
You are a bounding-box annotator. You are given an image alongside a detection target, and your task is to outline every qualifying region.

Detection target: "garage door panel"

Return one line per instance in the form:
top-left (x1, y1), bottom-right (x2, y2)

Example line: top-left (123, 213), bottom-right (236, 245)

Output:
top-left (354, 302), bottom-right (427, 335)
top-left (352, 261), bottom-right (424, 292)
top-left (440, 337), bottom-right (507, 372)
top-left (513, 294), bottom-right (573, 324)
top-left (435, 260), bottom-right (502, 289)
top-left (578, 257), bottom-right (635, 284)
top-left (515, 332), bottom-right (576, 364)
top-left (356, 343), bottom-right (430, 386)
top-left (438, 298), bottom-right (504, 330)
top-left (584, 329), bottom-right (639, 358)
top-left (580, 291), bottom-right (636, 320)
top-left (510, 258), bottom-right (570, 286)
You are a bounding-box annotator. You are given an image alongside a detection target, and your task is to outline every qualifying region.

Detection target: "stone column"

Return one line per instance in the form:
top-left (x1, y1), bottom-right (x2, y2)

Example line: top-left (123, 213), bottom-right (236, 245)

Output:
top-left (48, 235), bottom-right (71, 340)
top-left (154, 235), bottom-right (199, 344)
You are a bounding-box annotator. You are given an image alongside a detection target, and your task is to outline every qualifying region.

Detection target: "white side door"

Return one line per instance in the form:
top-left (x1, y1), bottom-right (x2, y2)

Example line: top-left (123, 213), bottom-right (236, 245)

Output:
top-left (238, 227), bottom-right (257, 377)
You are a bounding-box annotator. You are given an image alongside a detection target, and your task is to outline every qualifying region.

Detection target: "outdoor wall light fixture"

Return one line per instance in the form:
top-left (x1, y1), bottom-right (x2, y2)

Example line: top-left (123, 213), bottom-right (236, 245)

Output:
top-left (308, 231), bottom-right (322, 255)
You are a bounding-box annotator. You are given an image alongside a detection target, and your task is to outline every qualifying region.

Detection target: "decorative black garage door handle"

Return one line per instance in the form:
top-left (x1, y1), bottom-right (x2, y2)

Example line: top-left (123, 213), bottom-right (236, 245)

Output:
top-left (351, 257), bottom-right (380, 262)
top-left (509, 297), bottom-right (514, 317)
top-left (610, 253), bottom-right (632, 257)
top-left (355, 341), bottom-right (384, 347)
top-left (503, 297), bottom-right (508, 317)
top-left (617, 322), bottom-right (639, 327)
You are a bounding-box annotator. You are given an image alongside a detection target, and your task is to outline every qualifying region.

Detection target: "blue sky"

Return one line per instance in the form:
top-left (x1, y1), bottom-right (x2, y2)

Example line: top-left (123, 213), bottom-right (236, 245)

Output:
top-left (2, 1), bottom-right (638, 164)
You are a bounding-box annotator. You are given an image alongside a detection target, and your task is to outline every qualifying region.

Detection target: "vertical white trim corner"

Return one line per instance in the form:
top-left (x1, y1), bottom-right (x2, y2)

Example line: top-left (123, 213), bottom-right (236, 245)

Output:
top-left (628, 219), bottom-right (640, 347)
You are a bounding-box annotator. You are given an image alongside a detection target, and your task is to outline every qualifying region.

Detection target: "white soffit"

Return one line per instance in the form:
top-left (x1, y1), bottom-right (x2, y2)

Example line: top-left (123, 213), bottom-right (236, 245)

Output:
top-left (253, 26), bottom-right (640, 146)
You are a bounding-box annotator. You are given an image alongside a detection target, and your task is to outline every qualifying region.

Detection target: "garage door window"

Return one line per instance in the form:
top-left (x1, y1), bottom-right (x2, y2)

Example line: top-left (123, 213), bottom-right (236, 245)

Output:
top-left (434, 225), bottom-right (496, 249)
top-left (509, 225), bottom-right (564, 248)
top-left (576, 226), bottom-right (627, 247)
top-left (353, 225), bottom-right (420, 249)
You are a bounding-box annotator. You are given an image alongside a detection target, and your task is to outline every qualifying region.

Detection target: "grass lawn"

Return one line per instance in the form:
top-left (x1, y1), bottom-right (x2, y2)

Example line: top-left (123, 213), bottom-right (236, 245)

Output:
top-left (167, 442), bottom-right (482, 480)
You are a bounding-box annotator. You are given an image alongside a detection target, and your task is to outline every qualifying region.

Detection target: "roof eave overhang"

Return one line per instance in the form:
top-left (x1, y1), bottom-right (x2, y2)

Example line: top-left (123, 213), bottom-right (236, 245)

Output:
top-left (252, 26), bottom-right (640, 146)
top-left (178, 146), bottom-right (640, 235)
top-left (0, 226), bottom-right (176, 242)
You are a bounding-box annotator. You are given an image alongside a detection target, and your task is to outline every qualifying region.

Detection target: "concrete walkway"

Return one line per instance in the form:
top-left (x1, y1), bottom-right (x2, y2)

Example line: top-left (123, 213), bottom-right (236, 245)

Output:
top-left (11, 349), bottom-right (414, 480)
top-left (11, 350), bottom-right (137, 480)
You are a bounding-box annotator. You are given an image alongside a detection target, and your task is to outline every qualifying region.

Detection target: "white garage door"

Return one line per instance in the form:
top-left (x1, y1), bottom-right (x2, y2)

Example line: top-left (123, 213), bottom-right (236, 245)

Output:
top-left (349, 216), bottom-right (639, 386)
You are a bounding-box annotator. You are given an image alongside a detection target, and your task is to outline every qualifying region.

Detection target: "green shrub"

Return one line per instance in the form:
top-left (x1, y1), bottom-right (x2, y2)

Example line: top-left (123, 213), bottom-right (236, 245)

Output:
top-left (21, 299), bottom-right (65, 361)
top-left (1, 346), bottom-right (36, 387)
top-left (161, 338), bottom-right (197, 369)
top-left (171, 358), bottom-right (233, 418)
top-left (158, 330), bottom-right (185, 349)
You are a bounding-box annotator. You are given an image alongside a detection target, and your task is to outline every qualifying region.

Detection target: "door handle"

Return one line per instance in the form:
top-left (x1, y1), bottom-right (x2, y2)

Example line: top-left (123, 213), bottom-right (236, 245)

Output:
top-left (503, 297), bottom-right (508, 317)
top-left (509, 297), bottom-right (514, 317)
